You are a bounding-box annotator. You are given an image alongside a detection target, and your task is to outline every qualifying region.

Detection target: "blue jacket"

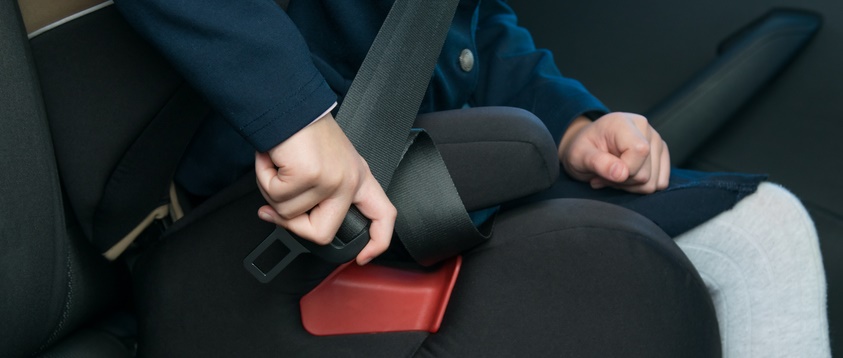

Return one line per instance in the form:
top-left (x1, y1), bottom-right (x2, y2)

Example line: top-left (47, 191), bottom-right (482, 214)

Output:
top-left (114, 0), bottom-right (609, 195)
top-left (114, 0), bottom-right (765, 237)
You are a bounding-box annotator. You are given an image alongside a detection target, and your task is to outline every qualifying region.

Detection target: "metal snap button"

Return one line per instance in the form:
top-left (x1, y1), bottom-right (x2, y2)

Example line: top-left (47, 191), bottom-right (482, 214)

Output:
top-left (459, 48), bottom-right (474, 72)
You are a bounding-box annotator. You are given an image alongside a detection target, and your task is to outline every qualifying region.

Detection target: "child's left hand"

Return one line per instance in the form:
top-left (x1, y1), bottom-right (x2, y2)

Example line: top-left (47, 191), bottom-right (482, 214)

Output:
top-left (558, 112), bottom-right (670, 194)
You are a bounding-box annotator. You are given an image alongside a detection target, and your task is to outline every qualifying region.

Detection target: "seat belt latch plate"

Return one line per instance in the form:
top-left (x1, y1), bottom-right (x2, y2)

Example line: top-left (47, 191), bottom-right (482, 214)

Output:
top-left (243, 227), bottom-right (309, 283)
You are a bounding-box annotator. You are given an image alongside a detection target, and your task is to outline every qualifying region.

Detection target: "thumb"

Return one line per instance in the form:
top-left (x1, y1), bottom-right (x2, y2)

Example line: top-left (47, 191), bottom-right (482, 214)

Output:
top-left (583, 149), bottom-right (629, 184)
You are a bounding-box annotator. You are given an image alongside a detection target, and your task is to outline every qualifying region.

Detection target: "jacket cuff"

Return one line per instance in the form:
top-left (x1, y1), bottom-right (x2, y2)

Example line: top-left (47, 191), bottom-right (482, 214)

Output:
top-left (535, 90), bottom-right (610, 146)
top-left (243, 77), bottom-right (337, 152)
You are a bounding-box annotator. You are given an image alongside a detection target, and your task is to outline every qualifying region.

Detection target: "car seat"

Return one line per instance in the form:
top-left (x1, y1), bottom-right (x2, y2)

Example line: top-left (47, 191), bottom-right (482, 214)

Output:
top-left (0, 0), bottom-right (818, 356)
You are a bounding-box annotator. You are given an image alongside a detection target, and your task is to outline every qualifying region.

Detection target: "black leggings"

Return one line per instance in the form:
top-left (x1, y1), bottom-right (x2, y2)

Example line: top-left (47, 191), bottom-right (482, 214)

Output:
top-left (133, 177), bottom-right (720, 357)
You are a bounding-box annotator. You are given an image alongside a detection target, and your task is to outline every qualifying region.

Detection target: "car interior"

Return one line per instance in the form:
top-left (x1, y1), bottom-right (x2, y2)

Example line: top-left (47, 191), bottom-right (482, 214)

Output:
top-left (1, 0), bottom-right (839, 356)
top-left (510, 0), bottom-right (842, 354)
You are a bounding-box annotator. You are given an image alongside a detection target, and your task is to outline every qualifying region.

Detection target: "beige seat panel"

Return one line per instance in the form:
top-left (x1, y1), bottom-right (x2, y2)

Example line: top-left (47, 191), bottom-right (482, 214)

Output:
top-left (18, 0), bottom-right (109, 35)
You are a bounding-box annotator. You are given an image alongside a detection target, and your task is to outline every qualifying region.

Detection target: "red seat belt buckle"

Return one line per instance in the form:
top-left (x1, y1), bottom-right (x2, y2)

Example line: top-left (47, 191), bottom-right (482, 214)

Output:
top-left (300, 256), bottom-right (462, 336)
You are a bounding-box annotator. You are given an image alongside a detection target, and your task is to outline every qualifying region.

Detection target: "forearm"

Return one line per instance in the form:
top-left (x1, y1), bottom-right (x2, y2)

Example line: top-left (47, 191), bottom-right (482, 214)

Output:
top-left (472, 0), bottom-right (608, 146)
top-left (113, 0), bottom-right (336, 151)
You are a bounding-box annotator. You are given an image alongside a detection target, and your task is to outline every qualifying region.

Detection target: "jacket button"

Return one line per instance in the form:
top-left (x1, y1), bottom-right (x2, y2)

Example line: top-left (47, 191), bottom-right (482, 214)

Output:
top-left (459, 48), bottom-right (474, 72)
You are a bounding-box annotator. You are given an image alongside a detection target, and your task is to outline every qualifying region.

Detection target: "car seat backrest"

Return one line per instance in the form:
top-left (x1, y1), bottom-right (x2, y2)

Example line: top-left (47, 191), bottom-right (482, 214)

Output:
top-left (1, 2), bottom-right (209, 355)
top-left (0, 1), bottom-right (130, 355)
top-left (23, 0), bottom-right (210, 259)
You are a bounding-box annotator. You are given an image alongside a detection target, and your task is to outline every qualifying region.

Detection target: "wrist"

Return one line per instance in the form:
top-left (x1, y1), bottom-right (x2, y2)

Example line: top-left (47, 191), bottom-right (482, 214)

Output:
top-left (558, 115), bottom-right (592, 160)
top-left (306, 102), bottom-right (338, 128)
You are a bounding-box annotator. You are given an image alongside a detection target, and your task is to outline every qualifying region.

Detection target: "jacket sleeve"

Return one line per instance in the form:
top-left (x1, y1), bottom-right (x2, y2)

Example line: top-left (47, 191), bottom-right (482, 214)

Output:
top-left (113, 0), bottom-right (337, 152)
top-left (472, 0), bottom-right (609, 145)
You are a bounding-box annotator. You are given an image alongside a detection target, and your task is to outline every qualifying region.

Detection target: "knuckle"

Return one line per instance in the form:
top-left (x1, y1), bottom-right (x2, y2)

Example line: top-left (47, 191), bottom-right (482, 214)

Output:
top-left (300, 165), bottom-right (321, 183)
top-left (385, 204), bottom-right (398, 221)
top-left (650, 130), bottom-right (662, 142)
top-left (358, 157), bottom-right (371, 172)
top-left (632, 170), bottom-right (651, 184)
top-left (278, 212), bottom-right (295, 221)
top-left (267, 191), bottom-right (285, 203)
top-left (277, 206), bottom-right (298, 220)
top-left (604, 113), bottom-right (622, 124)
top-left (633, 142), bottom-right (650, 156)
top-left (312, 231), bottom-right (335, 246)
top-left (585, 154), bottom-right (603, 171)
top-left (323, 173), bottom-right (344, 192)
top-left (348, 167), bottom-right (363, 189)
top-left (354, 158), bottom-right (370, 182)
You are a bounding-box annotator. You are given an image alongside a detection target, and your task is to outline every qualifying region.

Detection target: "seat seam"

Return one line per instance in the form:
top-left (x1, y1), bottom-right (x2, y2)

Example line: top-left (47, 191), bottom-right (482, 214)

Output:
top-left (36, 247), bottom-right (74, 354)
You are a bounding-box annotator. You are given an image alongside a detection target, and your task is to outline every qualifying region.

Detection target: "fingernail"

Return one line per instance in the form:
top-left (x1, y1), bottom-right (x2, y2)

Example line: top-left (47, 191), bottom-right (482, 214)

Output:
top-left (358, 256), bottom-right (373, 266)
top-left (610, 163), bottom-right (623, 181)
top-left (259, 211), bottom-right (272, 221)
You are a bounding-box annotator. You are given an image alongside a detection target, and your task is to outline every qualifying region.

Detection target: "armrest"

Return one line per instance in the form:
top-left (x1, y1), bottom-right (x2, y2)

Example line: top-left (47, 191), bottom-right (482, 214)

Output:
top-left (647, 9), bottom-right (821, 165)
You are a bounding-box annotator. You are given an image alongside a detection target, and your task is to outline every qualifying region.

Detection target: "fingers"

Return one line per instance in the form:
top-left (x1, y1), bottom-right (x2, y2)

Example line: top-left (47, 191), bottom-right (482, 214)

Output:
top-left (613, 130), bottom-right (651, 184)
top-left (613, 135), bottom-right (669, 194)
top-left (657, 141), bottom-right (671, 190)
top-left (561, 112), bottom-right (672, 194)
top-left (255, 113), bottom-right (395, 264)
top-left (256, 169), bottom-right (395, 265)
top-left (255, 151), bottom-right (313, 204)
top-left (351, 173), bottom-right (397, 265)
top-left (257, 197), bottom-right (351, 245)
top-left (580, 149), bottom-right (629, 188)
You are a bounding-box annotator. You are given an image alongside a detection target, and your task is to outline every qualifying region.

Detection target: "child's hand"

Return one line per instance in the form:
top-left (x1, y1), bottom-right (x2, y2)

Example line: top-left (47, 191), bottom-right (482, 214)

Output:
top-left (558, 113), bottom-right (670, 194)
top-left (255, 113), bottom-right (396, 265)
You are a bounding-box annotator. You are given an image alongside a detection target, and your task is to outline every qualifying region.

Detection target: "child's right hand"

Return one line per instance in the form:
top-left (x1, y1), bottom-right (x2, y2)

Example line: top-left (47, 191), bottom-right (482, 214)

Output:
top-left (254, 113), bottom-right (396, 265)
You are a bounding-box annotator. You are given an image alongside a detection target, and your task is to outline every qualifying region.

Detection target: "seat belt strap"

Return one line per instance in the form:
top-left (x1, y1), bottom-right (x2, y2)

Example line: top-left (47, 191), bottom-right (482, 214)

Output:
top-left (335, 0), bottom-right (459, 189)
top-left (246, 0), bottom-right (488, 282)
top-left (388, 130), bottom-right (490, 266)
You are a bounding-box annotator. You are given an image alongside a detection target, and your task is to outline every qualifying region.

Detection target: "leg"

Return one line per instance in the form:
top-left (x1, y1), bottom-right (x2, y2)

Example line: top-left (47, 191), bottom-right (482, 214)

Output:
top-left (675, 182), bottom-right (830, 357)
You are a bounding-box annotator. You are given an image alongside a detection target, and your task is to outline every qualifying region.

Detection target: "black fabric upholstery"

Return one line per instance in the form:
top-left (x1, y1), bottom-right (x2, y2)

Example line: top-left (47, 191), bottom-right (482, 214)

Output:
top-left (417, 199), bottom-right (719, 357)
top-left (28, 6), bottom-right (189, 244)
top-left (0, 2), bottom-right (70, 354)
top-left (384, 107), bottom-right (560, 265)
top-left (132, 176), bottom-right (719, 357)
top-left (414, 107), bottom-right (559, 211)
top-left (92, 85), bottom-right (209, 253)
top-left (39, 328), bottom-right (133, 358)
top-left (7, 4), bottom-right (719, 356)
top-left (0, 2), bottom-right (121, 355)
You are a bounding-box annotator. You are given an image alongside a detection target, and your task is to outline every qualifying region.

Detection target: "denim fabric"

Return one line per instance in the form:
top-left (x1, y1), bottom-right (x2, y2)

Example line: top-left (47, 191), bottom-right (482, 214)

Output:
top-left (507, 168), bottom-right (767, 237)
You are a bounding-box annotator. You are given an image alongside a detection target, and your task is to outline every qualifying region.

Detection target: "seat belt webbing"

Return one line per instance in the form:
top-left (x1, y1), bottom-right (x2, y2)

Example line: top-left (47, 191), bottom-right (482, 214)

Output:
top-left (246, 0), bottom-right (488, 281)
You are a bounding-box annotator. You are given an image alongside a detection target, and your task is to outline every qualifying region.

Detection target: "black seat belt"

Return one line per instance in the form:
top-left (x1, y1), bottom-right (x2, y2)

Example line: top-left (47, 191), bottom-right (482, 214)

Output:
top-left (245, 0), bottom-right (490, 282)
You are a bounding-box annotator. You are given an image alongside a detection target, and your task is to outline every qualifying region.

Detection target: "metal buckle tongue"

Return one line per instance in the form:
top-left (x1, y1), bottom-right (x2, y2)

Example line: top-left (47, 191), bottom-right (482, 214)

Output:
top-left (244, 226), bottom-right (371, 283)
